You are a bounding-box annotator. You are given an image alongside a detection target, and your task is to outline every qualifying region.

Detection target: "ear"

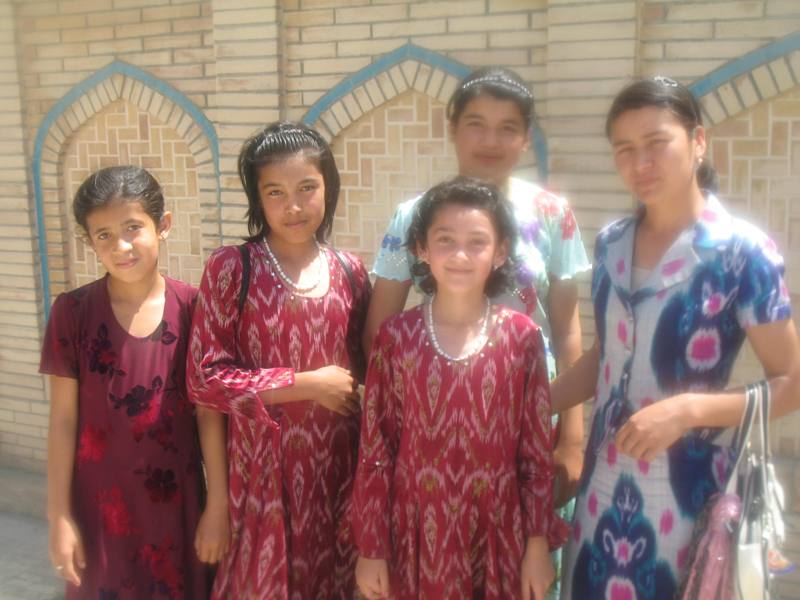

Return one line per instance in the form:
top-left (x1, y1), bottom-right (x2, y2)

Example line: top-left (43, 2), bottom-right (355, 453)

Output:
top-left (415, 241), bottom-right (429, 263)
top-left (493, 238), bottom-right (509, 269)
top-left (521, 126), bottom-right (532, 153)
top-left (157, 211), bottom-right (172, 241)
top-left (692, 125), bottom-right (707, 162)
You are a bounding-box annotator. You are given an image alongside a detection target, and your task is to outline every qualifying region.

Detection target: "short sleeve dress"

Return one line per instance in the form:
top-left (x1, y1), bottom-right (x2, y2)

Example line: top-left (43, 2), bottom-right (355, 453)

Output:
top-left (562, 196), bottom-right (793, 599)
top-left (186, 242), bottom-right (372, 600)
top-left (352, 306), bottom-right (568, 599)
top-left (39, 275), bottom-right (208, 600)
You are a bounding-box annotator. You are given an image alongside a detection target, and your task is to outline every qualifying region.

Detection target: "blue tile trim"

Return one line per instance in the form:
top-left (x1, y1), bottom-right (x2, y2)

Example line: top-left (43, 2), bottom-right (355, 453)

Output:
top-left (689, 31), bottom-right (800, 98)
top-left (301, 42), bottom-right (550, 188)
top-left (32, 60), bottom-right (220, 319)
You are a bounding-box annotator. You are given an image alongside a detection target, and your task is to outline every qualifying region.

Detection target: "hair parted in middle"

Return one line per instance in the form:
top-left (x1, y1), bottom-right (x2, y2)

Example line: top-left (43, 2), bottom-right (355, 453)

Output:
top-left (406, 176), bottom-right (518, 297)
top-left (447, 66), bottom-right (535, 130)
top-left (238, 121), bottom-right (340, 243)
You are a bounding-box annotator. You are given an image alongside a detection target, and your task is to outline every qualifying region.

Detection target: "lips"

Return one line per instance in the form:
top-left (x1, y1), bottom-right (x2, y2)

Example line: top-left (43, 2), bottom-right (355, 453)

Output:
top-left (115, 258), bottom-right (138, 269)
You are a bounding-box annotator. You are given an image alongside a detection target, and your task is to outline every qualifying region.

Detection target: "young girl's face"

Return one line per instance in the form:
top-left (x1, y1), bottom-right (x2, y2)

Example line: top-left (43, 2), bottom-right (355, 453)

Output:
top-left (418, 203), bottom-right (508, 296)
top-left (450, 95), bottom-right (530, 186)
top-left (85, 199), bottom-right (169, 284)
top-left (257, 153), bottom-right (326, 247)
top-left (610, 105), bottom-right (706, 207)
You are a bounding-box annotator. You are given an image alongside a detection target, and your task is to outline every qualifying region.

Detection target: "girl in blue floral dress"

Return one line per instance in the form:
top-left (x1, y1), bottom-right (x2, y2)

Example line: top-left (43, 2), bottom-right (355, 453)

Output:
top-left (553, 77), bottom-right (800, 599)
top-left (40, 166), bottom-right (210, 599)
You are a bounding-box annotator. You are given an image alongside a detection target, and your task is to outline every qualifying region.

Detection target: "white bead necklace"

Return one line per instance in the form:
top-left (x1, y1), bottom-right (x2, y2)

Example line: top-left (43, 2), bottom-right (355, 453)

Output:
top-left (263, 238), bottom-right (325, 294)
top-left (426, 295), bottom-right (491, 363)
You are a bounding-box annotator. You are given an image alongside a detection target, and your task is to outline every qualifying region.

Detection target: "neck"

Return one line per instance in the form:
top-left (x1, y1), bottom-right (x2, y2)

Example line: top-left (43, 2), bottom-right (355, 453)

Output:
top-left (431, 288), bottom-right (487, 327)
top-left (107, 269), bottom-right (164, 306)
top-left (265, 234), bottom-right (319, 268)
top-left (641, 183), bottom-right (705, 235)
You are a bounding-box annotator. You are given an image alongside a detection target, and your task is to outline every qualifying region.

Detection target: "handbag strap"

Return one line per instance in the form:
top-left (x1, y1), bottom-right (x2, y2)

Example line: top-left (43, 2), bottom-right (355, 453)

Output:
top-left (724, 384), bottom-right (759, 495)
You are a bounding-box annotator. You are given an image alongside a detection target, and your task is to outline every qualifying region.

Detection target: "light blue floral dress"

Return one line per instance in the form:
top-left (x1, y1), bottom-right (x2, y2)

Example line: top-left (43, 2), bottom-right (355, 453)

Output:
top-left (562, 195), bottom-right (792, 600)
top-left (373, 177), bottom-right (591, 598)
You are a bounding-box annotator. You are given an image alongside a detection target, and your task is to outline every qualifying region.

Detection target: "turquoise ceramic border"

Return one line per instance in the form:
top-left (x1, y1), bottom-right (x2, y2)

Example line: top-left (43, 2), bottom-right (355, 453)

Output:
top-left (32, 60), bottom-right (219, 318)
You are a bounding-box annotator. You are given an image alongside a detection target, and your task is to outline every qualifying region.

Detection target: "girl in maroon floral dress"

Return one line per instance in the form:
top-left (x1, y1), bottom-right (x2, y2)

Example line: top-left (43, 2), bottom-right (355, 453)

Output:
top-left (353, 177), bottom-right (567, 600)
top-left (40, 166), bottom-right (209, 599)
top-left (187, 122), bottom-right (371, 599)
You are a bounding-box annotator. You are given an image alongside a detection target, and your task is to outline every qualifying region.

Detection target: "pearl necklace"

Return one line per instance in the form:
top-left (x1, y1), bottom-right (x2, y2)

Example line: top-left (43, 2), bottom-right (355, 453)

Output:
top-left (426, 295), bottom-right (491, 363)
top-left (264, 238), bottom-right (325, 293)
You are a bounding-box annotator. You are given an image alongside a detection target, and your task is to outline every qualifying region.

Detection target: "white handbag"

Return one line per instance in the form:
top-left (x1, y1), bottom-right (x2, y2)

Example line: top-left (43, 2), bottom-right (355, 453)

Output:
top-left (731, 380), bottom-right (787, 600)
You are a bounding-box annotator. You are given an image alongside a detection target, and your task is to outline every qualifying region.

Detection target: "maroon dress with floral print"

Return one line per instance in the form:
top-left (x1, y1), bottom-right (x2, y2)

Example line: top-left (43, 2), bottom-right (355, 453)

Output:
top-left (40, 276), bottom-right (209, 600)
top-left (187, 242), bottom-right (371, 600)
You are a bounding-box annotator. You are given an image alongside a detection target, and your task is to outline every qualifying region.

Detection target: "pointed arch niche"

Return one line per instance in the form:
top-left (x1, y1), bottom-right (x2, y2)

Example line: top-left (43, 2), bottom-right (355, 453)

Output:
top-left (33, 61), bottom-right (220, 316)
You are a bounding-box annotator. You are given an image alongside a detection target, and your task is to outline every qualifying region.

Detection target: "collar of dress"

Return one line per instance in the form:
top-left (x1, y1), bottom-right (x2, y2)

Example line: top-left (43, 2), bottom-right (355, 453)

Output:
top-left (602, 194), bottom-right (734, 303)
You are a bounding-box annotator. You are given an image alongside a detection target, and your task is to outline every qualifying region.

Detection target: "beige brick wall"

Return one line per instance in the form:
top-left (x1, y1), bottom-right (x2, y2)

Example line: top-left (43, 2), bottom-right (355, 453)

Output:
top-left (5, 8), bottom-right (800, 593)
top-left (0, 0), bottom-right (46, 471)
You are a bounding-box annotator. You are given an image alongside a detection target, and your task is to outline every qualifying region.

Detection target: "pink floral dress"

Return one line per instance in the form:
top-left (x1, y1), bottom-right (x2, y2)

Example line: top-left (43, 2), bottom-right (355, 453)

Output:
top-left (40, 275), bottom-right (209, 600)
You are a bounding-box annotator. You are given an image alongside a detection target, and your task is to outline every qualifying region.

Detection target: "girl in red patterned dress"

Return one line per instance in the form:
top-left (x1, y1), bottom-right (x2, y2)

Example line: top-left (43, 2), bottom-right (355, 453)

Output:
top-left (41, 166), bottom-right (209, 599)
top-left (353, 177), bottom-right (567, 600)
top-left (187, 122), bottom-right (371, 599)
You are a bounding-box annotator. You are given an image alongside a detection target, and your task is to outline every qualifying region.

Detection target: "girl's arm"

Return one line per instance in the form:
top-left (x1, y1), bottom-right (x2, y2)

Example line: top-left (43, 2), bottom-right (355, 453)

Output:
top-left (353, 325), bottom-right (401, 598)
top-left (194, 407), bottom-right (229, 564)
top-left (187, 247), bottom-right (359, 418)
top-left (616, 319), bottom-right (800, 461)
top-left (47, 374), bottom-right (85, 587)
top-left (518, 329), bottom-right (568, 548)
top-left (549, 339), bottom-right (600, 414)
top-left (363, 277), bottom-right (410, 356)
top-left (547, 277), bottom-right (585, 507)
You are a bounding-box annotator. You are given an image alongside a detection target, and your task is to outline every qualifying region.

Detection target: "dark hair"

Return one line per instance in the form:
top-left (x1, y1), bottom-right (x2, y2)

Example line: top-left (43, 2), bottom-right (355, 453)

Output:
top-left (605, 76), bottom-right (718, 193)
top-left (406, 176), bottom-right (518, 297)
top-left (73, 165), bottom-right (165, 232)
top-left (238, 121), bottom-right (340, 243)
top-left (447, 66), bottom-right (535, 130)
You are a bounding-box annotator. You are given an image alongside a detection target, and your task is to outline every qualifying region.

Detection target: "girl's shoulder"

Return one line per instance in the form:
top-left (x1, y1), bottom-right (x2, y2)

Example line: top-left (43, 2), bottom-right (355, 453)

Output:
top-left (508, 177), bottom-right (571, 218)
top-left (496, 305), bottom-right (540, 336)
top-left (164, 275), bottom-right (199, 307)
top-left (375, 304), bottom-right (424, 345)
top-left (51, 277), bottom-right (106, 319)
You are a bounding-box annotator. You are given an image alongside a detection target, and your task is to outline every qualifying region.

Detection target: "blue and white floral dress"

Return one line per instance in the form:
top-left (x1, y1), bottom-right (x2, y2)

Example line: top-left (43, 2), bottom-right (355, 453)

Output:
top-left (373, 177), bottom-right (590, 598)
top-left (562, 195), bottom-right (792, 600)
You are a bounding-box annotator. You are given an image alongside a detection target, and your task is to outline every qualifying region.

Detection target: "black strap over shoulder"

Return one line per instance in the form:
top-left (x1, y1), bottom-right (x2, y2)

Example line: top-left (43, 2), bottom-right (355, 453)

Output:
top-left (238, 244), bottom-right (250, 315)
top-left (329, 247), bottom-right (356, 298)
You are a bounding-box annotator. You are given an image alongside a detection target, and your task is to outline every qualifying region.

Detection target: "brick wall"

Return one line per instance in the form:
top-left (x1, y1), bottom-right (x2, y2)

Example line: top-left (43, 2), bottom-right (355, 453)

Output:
top-left (4, 6), bottom-right (800, 594)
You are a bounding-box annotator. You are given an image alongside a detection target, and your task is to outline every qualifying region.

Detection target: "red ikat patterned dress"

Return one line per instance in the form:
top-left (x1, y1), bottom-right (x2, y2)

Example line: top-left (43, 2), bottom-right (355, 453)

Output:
top-left (352, 305), bottom-right (568, 599)
top-left (39, 276), bottom-right (208, 600)
top-left (187, 242), bottom-right (371, 599)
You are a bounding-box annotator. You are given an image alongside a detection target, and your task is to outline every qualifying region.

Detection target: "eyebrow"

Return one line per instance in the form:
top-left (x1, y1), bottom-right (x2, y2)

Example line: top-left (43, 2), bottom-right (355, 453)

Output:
top-left (261, 177), bottom-right (319, 188)
top-left (91, 217), bottom-right (146, 233)
top-left (612, 129), bottom-right (671, 147)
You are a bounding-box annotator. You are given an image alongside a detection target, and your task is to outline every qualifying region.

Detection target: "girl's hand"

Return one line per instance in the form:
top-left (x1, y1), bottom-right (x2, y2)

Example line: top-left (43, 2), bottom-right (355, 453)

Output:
top-left (520, 536), bottom-right (555, 600)
top-left (355, 556), bottom-right (391, 599)
top-left (310, 365), bottom-right (360, 416)
top-left (615, 395), bottom-right (689, 462)
top-left (194, 502), bottom-right (230, 564)
top-left (49, 513), bottom-right (85, 587)
top-left (552, 442), bottom-right (584, 508)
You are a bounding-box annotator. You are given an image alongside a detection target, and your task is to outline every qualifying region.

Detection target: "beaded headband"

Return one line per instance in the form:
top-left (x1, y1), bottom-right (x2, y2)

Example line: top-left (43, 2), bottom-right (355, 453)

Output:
top-left (461, 75), bottom-right (533, 99)
top-left (652, 75), bottom-right (679, 88)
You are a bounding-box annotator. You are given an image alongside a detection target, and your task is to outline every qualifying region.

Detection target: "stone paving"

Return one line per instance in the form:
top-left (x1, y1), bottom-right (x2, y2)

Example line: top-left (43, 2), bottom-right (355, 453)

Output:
top-left (0, 512), bottom-right (61, 600)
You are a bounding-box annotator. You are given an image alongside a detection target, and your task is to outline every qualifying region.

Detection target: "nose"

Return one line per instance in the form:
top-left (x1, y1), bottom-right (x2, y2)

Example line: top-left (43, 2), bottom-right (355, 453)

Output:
top-left (115, 235), bottom-right (133, 252)
top-left (284, 192), bottom-right (302, 213)
top-left (633, 148), bottom-right (652, 172)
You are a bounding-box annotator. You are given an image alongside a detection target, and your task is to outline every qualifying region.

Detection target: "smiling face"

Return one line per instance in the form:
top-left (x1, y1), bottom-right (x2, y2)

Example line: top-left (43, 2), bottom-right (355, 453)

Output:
top-left (85, 199), bottom-right (169, 284)
top-left (450, 95), bottom-right (530, 186)
top-left (257, 153), bottom-right (326, 248)
top-left (610, 106), bottom-right (706, 208)
top-left (417, 202), bottom-right (508, 296)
